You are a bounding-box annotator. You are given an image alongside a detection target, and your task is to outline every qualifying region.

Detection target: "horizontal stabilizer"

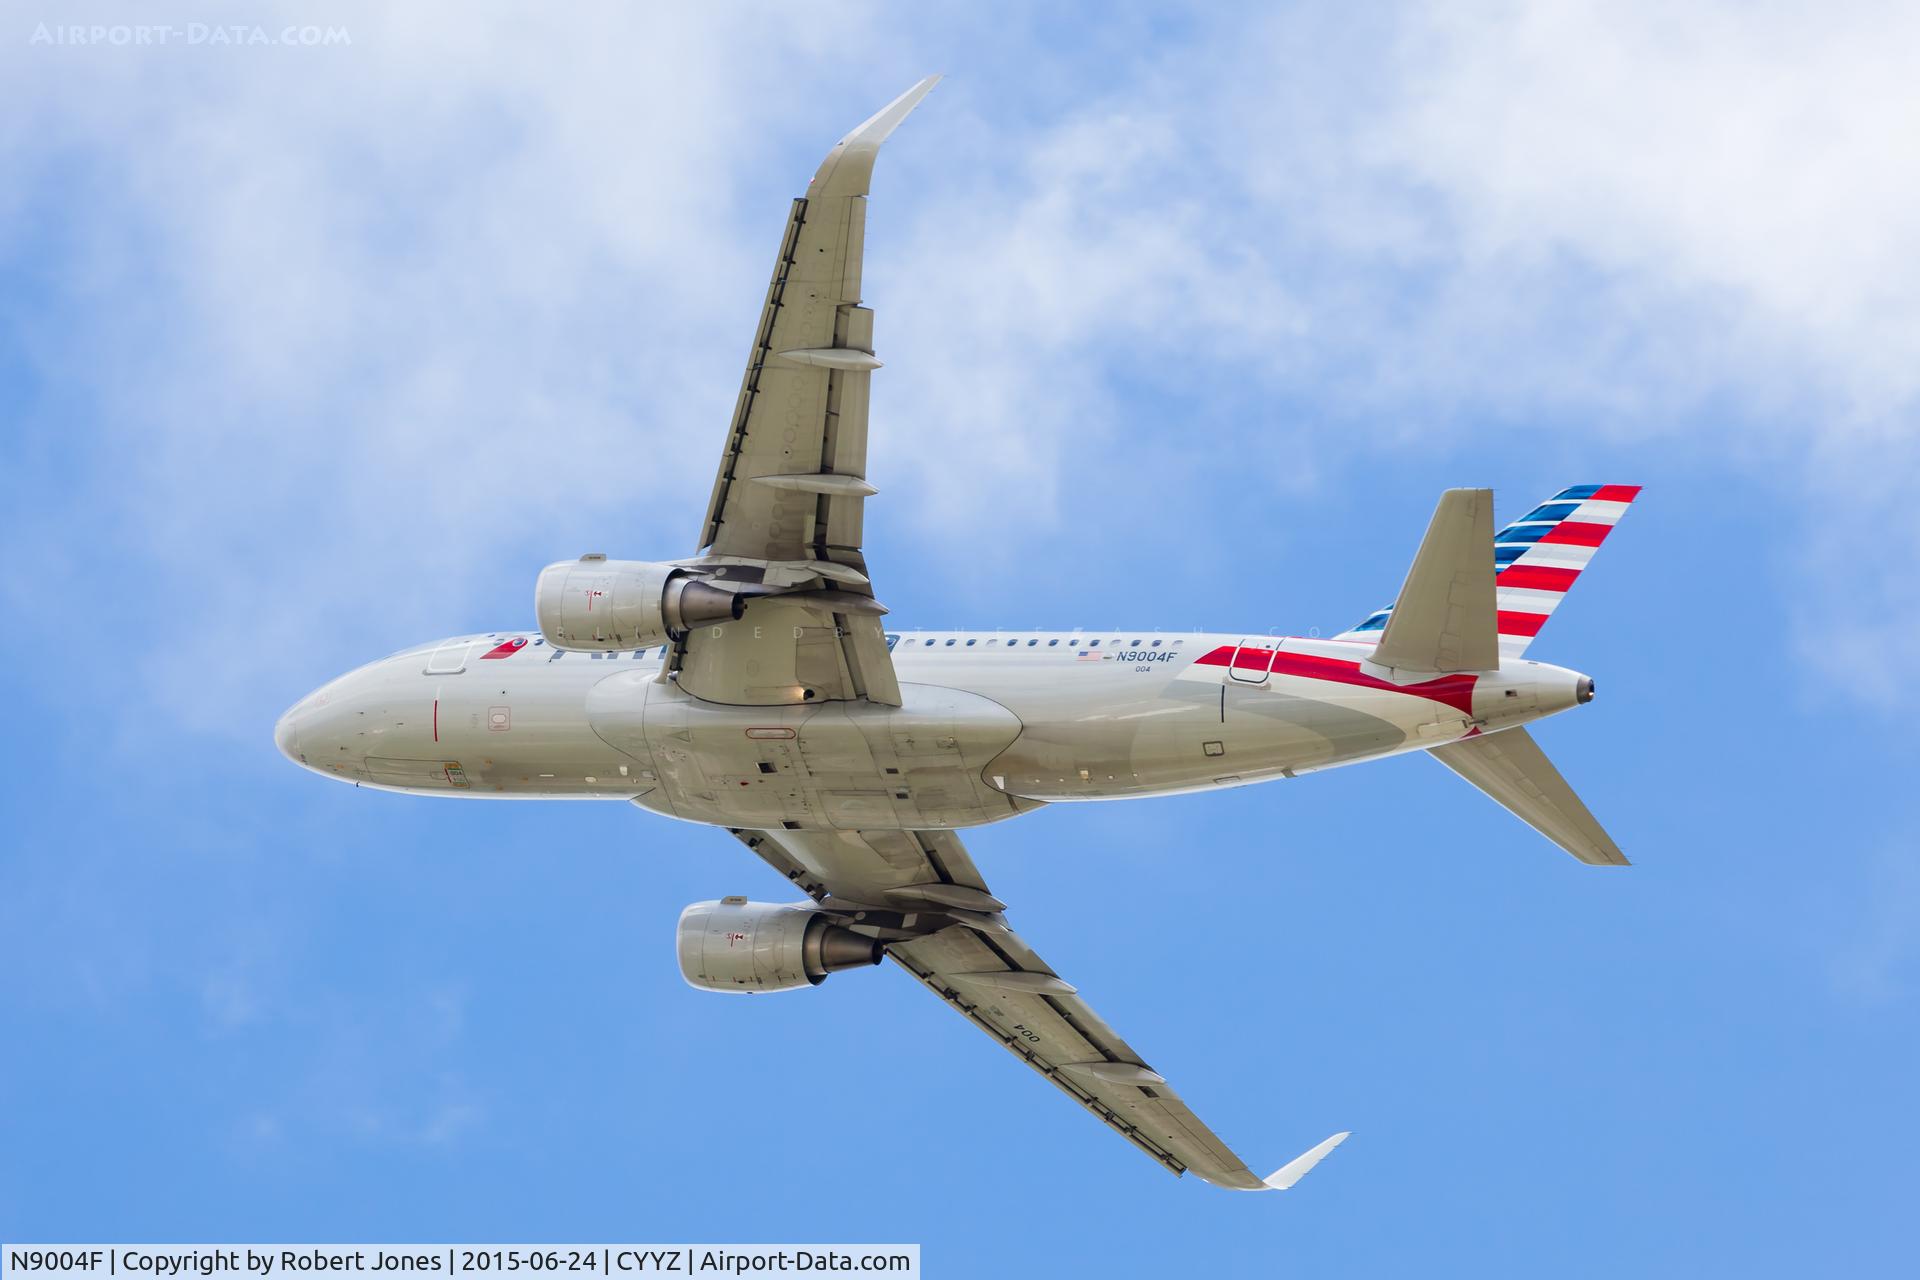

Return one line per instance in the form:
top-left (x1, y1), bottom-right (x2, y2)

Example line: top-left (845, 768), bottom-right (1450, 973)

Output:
top-left (1372, 489), bottom-right (1498, 673)
top-left (1430, 728), bottom-right (1627, 866)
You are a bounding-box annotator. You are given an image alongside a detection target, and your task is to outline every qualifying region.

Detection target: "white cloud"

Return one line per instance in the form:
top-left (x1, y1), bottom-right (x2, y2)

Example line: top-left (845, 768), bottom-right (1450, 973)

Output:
top-left (1378, 0), bottom-right (1920, 419)
top-left (7, 0), bottom-right (1920, 741)
top-left (1, 3), bottom-right (898, 732)
top-left (1356, 1), bottom-right (1920, 686)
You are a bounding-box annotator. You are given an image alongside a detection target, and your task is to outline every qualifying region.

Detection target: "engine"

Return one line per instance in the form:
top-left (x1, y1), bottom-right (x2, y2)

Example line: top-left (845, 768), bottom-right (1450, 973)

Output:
top-left (534, 555), bottom-right (745, 650)
top-left (677, 898), bottom-right (883, 993)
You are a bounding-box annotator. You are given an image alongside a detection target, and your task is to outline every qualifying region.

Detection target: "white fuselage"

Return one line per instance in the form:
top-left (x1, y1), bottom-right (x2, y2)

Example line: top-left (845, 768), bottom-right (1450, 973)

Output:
top-left (276, 629), bottom-right (1591, 831)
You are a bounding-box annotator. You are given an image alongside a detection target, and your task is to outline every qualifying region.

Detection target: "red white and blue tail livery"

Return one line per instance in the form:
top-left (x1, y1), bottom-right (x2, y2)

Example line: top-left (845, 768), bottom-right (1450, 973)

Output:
top-left (1338, 484), bottom-right (1642, 658)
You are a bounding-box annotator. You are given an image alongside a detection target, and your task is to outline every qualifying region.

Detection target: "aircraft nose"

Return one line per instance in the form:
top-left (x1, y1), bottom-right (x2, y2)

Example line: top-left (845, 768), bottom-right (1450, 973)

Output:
top-left (274, 706), bottom-right (301, 764)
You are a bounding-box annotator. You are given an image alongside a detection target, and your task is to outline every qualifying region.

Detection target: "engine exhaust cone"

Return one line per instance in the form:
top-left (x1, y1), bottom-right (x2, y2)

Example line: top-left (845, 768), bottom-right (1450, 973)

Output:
top-left (676, 579), bottom-right (747, 626)
top-left (807, 922), bottom-right (884, 979)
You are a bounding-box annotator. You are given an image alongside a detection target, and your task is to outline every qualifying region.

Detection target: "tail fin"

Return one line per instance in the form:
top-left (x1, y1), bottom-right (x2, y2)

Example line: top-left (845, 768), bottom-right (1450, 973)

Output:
top-left (1336, 484), bottom-right (1641, 659)
top-left (1430, 727), bottom-right (1627, 866)
top-left (1491, 484), bottom-right (1642, 658)
top-left (1370, 488), bottom-right (1497, 674)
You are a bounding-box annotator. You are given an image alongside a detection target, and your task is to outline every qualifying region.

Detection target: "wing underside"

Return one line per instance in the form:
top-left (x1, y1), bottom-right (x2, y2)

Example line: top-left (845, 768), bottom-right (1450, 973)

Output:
top-left (729, 826), bottom-right (1347, 1191)
top-left (678, 81), bottom-right (1347, 1193)
top-left (671, 80), bottom-right (945, 708)
top-left (891, 926), bottom-right (1266, 1188)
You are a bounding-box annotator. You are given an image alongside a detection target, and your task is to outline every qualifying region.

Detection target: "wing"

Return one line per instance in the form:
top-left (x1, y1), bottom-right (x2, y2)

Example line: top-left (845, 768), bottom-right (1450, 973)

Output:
top-left (674, 79), bottom-right (941, 709)
top-left (729, 826), bottom-right (1349, 1191)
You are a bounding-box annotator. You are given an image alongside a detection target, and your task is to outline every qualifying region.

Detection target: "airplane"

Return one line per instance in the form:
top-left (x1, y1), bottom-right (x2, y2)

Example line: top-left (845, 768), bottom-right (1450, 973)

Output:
top-left (273, 76), bottom-right (1638, 1192)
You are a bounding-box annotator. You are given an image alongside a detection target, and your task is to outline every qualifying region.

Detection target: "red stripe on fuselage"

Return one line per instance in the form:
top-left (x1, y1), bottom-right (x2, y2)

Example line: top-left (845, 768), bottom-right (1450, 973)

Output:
top-left (1539, 521), bottom-right (1610, 547)
top-left (1195, 646), bottom-right (1477, 716)
top-left (1497, 564), bottom-right (1580, 591)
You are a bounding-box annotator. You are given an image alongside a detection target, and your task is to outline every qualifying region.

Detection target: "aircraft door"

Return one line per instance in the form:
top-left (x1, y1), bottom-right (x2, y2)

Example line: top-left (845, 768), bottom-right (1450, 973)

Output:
top-left (1228, 637), bottom-right (1277, 684)
top-left (424, 640), bottom-right (471, 675)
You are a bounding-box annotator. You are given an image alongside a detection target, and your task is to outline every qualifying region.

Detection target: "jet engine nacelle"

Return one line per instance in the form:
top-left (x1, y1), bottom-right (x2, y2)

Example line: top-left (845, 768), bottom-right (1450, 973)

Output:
top-left (534, 555), bottom-right (745, 650)
top-left (677, 898), bottom-right (884, 993)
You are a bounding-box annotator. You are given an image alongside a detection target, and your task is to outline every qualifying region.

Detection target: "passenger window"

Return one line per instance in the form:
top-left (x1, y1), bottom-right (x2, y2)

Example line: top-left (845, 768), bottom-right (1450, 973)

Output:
top-left (1089, 640), bottom-right (1100, 648)
top-left (966, 639), bottom-right (976, 646)
top-left (1049, 639), bottom-right (1059, 646)
top-left (945, 639), bottom-right (956, 646)
top-left (1027, 639), bottom-right (1038, 646)
top-left (1151, 639), bottom-right (1161, 647)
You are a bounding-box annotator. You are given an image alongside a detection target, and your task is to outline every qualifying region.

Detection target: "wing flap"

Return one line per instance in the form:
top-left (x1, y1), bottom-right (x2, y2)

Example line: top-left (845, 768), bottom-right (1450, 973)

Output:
top-left (729, 826), bottom-right (990, 906)
top-left (890, 927), bottom-right (1265, 1188)
top-left (684, 82), bottom-right (939, 708)
top-left (700, 83), bottom-right (936, 562)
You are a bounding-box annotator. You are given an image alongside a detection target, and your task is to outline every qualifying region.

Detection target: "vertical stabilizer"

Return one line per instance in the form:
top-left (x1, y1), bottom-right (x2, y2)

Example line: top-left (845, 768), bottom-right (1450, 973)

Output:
top-left (1369, 489), bottom-right (1498, 674)
top-left (1491, 485), bottom-right (1642, 658)
top-left (1337, 484), bottom-right (1642, 661)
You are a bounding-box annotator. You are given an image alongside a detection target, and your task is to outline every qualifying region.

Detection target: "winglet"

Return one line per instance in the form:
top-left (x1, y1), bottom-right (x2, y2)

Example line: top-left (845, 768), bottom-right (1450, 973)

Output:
top-left (810, 76), bottom-right (943, 199)
top-left (1260, 1131), bottom-right (1351, 1191)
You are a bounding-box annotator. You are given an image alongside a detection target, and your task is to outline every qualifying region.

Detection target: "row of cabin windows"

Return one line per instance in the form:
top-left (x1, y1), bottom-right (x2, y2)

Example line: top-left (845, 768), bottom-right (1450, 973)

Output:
top-left (883, 636), bottom-right (1181, 649)
top-left (512, 637), bottom-right (1184, 658)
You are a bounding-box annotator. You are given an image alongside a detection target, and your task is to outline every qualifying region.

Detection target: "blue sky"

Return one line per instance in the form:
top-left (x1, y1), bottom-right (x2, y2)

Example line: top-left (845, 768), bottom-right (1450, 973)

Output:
top-left (3, 2), bottom-right (1917, 1274)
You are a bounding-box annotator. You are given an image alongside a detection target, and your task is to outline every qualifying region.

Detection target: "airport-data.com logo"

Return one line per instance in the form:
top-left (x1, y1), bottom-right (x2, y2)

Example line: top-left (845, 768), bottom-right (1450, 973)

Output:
top-left (28, 22), bottom-right (352, 48)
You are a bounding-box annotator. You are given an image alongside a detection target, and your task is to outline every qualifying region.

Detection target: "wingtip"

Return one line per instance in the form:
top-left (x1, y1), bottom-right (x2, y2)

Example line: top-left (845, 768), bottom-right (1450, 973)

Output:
top-left (810, 77), bottom-right (944, 197)
top-left (841, 75), bottom-right (943, 148)
top-left (1260, 1130), bottom-right (1351, 1191)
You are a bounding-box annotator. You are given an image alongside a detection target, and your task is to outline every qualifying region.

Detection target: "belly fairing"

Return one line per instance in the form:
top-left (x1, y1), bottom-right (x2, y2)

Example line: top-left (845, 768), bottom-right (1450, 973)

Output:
top-left (585, 673), bottom-right (1038, 830)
